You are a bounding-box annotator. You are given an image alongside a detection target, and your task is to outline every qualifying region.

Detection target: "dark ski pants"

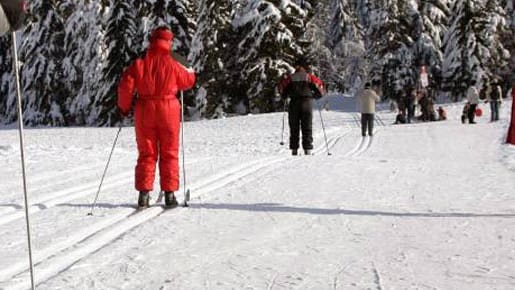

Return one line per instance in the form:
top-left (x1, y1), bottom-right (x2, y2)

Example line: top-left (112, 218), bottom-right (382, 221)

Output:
top-left (289, 99), bottom-right (313, 150)
top-left (468, 104), bottom-right (477, 123)
top-left (490, 101), bottom-right (500, 121)
top-left (361, 113), bottom-right (374, 136)
top-left (407, 105), bottom-right (415, 123)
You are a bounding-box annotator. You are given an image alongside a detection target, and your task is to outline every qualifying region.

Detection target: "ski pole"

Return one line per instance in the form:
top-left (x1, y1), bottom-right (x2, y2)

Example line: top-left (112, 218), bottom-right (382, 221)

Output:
top-left (317, 101), bottom-right (332, 155)
top-left (180, 91), bottom-right (191, 207)
top-left (12, 31), bottom-right (36, 290)
top-left (280, 98), bottom-right (287, 145)
top-left (88, 124), bottom-right (122, 216)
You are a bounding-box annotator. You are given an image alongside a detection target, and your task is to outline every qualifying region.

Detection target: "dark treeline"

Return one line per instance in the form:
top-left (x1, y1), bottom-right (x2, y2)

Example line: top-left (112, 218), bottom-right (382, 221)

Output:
top-left (0, 0), bottom-right (513, 126)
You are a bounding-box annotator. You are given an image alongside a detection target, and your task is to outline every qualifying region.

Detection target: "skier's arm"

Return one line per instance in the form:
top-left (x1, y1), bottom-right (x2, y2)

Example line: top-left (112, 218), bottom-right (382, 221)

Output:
top-left (309, 74), bottom-right (325, 95)
top-left (374, 91), bottom-right (381, 102)
top-left (117, 62), bottom-right (138, 115)
top-left (174, 61), bottom-right (196, 91)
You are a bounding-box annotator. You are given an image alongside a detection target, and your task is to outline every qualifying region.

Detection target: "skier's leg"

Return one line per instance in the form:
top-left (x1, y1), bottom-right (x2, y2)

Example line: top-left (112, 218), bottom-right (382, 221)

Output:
top-left (135, 101), bottom-right (158, 192)
top-left (496, 101), bottom-right (500, 121)
top-left (301, 100), bottom-right (314, 150)
top-left (288, 103), bottom-right (300, 151)
top-left (492, 101), bottom-right (496, 121)
top-left (361, 113), bottom-right (367, 136)
top-left (468, 104), bottom-right (477, 123)
top-left (158, 99), bottom-right (181, 192)
top-left (369, 114), bottom-right (374, 136)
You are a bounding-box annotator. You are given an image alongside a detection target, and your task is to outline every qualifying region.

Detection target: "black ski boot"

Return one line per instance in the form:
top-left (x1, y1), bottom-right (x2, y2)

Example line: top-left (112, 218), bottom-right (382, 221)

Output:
top-left (292, 149), bottom-right (298, 156)
top-left (138, 191), bottom-right (150, 208)
top-left (304, 149), bottom-right (312, 155)
top-left (164, 191), bottom-right (178, 208)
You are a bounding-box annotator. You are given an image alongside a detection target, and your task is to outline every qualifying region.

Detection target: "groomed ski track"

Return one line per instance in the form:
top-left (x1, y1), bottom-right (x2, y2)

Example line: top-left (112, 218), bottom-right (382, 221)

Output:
top-left (0, 111), bottom-right (379, 289)
top-left (2, 101), bottom-right (514, 289)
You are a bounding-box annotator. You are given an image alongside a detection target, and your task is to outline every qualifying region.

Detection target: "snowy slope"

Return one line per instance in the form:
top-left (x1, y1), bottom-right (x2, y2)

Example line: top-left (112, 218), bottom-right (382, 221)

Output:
top-left (0, 97), bottom-right (514, 289)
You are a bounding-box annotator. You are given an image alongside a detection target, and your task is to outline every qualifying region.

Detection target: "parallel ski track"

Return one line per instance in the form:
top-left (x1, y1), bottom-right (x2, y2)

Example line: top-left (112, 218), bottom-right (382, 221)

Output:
top-left (0, 162), bottom-right (126, 215)
top-left (0, 129), bottom-right (352, 290)
top-left (344, 113), bottom-right (385, 158)
top-left (0, 159), bottom-right (205, 227)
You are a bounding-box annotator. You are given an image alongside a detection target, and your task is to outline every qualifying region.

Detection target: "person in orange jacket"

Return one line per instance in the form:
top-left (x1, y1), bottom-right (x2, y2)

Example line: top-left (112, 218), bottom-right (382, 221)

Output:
top-left (117, 26), bottom-right (196, 208)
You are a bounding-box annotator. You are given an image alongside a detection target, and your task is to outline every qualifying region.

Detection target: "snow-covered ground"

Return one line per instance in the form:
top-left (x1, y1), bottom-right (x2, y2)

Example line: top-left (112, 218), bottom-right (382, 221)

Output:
top-left (1, 97), bottom-right (514, 289)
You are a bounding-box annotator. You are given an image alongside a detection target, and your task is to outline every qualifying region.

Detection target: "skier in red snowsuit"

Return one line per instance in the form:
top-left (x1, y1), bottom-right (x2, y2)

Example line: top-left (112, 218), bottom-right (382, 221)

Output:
top-left (507, 82), bottom-right (515, 145)
top-left (117, 27), bottom-right (196, 207)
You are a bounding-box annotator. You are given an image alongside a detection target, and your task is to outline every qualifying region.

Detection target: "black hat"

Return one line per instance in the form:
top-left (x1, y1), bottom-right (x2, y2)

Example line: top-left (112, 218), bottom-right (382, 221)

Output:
top-left (295, 57), bottom-right (309, 68)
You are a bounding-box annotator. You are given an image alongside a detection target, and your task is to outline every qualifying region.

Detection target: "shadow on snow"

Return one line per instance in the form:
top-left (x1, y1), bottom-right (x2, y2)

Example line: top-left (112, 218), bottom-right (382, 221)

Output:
top-left (193, 203), bottom-right (515, 219)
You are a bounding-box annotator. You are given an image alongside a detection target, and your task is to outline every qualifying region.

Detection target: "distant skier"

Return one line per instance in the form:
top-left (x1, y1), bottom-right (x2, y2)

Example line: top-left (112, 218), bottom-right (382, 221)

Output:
top-left (0, 0), bottom-right (27, 35)
top-left (282, 57), bottom-right (325, 156)
top-left (357, 82), bottom-right (380, 137)
top-left (117, 26), bottom-right (196, 208)
top-left (461, 102), bottom-right (470, 124)
top-left (466, 80), bottom-right (480, 124)
top-left (437, 106), bottom-right (447, 121)
top-left (405, 87), bottom-right (416, 123)
top-left (485, 82), bottom-right (502, 122)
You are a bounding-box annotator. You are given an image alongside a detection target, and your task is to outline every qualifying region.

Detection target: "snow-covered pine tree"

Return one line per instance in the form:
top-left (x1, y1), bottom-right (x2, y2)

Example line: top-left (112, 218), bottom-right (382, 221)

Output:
top-left (481, 0), bottom-right (510, 87)
top-left (366, 0), bottom-right (418, 101)
top-left (413, 0), bottom-right (450, 95)
top-left (189, 0), bottom-right (233, 118)
top-left (167, 0), bottom-right (197, 57)
top-left (61, 0), bottom-right (105, 125)
top-left (165, 0), bottom-right (198, 119)
top-left (18, 0), bottom-right (68, 126)
top-left (442, 0), bottom-right (507, 100)
top-left (502, 0), bottom-right (515, 77)
top-left (92, 0), bottom-right (144, 126)
top-left (326, 0), bottom-right (366, 93)
top-left (0, 35), bottom-right (13, 122)
top-left (232, 0), bottom-right (314, 114)
top-left (328, 0), bottom-right (360, 49)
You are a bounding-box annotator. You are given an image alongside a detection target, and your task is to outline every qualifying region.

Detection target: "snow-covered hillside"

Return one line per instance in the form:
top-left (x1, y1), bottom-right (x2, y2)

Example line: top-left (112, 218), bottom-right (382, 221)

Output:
top-left (0, 98), bottom-right (514, 289)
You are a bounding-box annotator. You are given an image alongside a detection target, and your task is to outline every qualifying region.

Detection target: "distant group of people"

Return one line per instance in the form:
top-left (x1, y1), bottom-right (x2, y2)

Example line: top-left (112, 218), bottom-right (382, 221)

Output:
top-left (394, 87), bottom-right (446, 125)
top-left (461, 80), bottom-right (503, 124)
top-left (390, 78), bottom-right (506, 126)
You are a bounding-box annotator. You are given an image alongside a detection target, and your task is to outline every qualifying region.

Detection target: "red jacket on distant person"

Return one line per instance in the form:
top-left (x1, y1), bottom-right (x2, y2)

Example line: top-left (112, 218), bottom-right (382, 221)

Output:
top-left (118, 27), bottom-right (196, 192)
top-left (507, 85), bottom-right (515, 145)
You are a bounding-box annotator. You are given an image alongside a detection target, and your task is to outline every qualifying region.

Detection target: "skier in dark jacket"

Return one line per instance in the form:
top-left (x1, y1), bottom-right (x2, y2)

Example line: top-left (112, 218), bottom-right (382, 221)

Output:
top-left (0, 0), bottom-right (26, 35)
top-left (282, 58), bottom-right (325, 155)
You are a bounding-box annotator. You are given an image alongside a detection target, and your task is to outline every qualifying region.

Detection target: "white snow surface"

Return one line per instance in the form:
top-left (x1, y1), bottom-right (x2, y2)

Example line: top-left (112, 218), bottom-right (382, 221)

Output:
top-left (1, 96), bottom-right (515, 289)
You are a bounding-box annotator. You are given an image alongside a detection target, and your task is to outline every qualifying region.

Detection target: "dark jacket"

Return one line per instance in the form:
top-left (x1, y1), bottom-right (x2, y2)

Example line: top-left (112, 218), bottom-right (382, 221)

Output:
top-left (283, 70), bottom-right (325, 100)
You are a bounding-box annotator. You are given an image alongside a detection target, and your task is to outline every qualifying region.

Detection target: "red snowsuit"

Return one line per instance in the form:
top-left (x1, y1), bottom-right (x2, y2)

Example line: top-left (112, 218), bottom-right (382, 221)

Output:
top-left (117, 28), bottom-right (196, 192)
top-left (507, 85), bottom-right (515, 145)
